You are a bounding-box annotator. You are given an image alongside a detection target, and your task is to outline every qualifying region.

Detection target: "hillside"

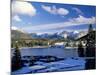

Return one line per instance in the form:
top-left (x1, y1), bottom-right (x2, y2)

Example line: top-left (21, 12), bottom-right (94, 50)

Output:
top-left (11, 30), bottom-right (32, 39)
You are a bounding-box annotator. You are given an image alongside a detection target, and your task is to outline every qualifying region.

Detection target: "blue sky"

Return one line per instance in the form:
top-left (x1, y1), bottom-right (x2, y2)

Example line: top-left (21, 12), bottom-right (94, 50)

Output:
top-left (11, 1), bottom-right (96, 34)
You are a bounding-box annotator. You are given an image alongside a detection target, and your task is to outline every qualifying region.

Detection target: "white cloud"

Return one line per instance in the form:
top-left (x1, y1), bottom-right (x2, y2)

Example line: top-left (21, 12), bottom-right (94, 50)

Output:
top-left (12, 15), bottom-right (21, 22)
top-left (12, 1), bottom-right (36, 16)
top-left (57, 8), bottom-right (69, 15)
top-left (22, 15), bottom-right (95, 32)
top-left (41, 5), bottom-right (55, 14)
top-left (72, 7), bottom-right (83, 15)
top-left (41, 5), bottom-right (69, 16)
top-left (69, 15), bottom-right (96, 24)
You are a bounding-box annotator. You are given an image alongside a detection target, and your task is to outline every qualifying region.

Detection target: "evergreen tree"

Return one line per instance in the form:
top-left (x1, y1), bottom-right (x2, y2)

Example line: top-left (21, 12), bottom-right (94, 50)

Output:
top-left (88, 24), bottom-right (93, 33)
top-left (85, 24), bottom-right (95, 57)
top-left (11, 44), bottom-right (23, 71)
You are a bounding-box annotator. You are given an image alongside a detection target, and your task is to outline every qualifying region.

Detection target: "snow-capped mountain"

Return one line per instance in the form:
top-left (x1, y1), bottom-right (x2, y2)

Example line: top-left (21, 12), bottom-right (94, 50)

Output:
top-left (59, 31), bottom-right (68, 39)
top-left (30, 31), bottom-right (80, 40)
top-left (59, 31), bottom-right (88, 40)
top-left (30, 32), bottom-right (63, 39)
top-left (73, 31), bottom-right (79, 34)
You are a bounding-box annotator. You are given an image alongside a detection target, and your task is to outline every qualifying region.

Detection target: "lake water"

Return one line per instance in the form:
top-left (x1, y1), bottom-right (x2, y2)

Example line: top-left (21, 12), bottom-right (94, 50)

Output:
top-left (20, 47), bottom-right (78, 58)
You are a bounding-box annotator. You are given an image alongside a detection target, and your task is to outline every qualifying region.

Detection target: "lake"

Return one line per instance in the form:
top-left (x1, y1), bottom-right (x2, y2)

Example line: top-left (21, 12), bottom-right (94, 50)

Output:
top-left (19, 47), bottom-right (78, 58)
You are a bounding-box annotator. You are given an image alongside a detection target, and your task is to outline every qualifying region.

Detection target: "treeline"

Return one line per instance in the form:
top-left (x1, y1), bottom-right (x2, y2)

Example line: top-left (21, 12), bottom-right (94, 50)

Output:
top-left (11, 39), bottom-right (49, 48)
top-left (11, 38), bottom-right (77, 48)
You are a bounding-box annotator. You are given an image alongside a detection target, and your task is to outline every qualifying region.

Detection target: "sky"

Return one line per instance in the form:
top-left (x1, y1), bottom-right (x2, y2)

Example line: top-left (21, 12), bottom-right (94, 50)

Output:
top-left (11, 1), bottom-right (96, 34)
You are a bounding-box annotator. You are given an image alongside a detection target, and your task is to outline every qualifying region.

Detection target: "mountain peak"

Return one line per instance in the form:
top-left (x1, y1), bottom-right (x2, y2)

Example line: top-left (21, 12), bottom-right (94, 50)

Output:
top-left (73, 31), bottom-right (79, 34)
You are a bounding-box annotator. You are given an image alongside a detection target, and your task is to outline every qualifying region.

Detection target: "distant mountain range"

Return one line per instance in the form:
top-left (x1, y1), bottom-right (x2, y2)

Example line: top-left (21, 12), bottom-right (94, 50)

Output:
top-left (30, 31), bottom-right (88, 40)
top-left (30, 32), bottom-right (63, 40)
top-left (11, 27), bottom-right (88, 40)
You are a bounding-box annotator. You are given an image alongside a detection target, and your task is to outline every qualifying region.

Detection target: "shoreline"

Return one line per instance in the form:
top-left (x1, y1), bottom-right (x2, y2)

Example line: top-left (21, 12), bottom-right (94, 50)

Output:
top-left (11, 46), bottom-right (50, 49)
top-left (11, 46), bottom-right (80, 49)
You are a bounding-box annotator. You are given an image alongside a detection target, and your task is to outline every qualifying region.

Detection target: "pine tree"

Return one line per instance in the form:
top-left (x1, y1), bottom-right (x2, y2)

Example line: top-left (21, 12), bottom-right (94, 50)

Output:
top-left (12, 44), bottom-right (23, 71)
top-left (85, 24), bottom-right (95, 57)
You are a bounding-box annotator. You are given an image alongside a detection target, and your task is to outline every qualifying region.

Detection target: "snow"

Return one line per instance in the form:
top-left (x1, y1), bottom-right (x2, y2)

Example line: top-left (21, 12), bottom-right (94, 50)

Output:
top-left (12, 67), bottom-right (33, 74)
top-left (29, 65), bottom-right (46, 70)
top-left (12, 65), bottom-right (46, 75)
top-left (12, 58), bottom-right (85, 74)
top-left (54, 42), bottom-right (65, 45)
top-left (12, 47), bottom-right (85, 74)
top-left (73, 31), bottom-right (79, 34)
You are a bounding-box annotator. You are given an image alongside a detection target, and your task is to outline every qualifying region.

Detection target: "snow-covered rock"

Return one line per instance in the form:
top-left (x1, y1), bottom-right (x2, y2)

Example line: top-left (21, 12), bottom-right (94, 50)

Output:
top-left (12, 58), bottom-right (85, 74)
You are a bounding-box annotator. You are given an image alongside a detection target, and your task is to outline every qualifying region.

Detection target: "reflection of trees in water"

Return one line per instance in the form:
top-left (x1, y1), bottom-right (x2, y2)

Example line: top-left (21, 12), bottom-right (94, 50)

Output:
top-left (78, 41), bottom-right (84, 57)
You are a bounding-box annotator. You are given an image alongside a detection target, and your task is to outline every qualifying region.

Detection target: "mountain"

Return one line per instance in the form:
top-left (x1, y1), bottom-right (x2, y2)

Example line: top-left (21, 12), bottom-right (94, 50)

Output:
top-left (11, 27), bottom-right (88, 40)
top-left (11, 29), bottom-right (32, 39)
top-left (30, 33), bottom-right (39, 39)
top-left (59, 31), bottom-right (88, 40)
top-left (76, 31), bottom-right (88, 39)
top-left (30, 31), bottom-right (77, 40)
top-left (68, 31), bottom-right (79, 39)
top-left (30, 31), bottom-right (80, 40)
top-left (30, 32), bottom-right (63, 40)
top-left (46, 33), bottom-right (61, 39)
top-left (59, 31), bottom-right (68, 39)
